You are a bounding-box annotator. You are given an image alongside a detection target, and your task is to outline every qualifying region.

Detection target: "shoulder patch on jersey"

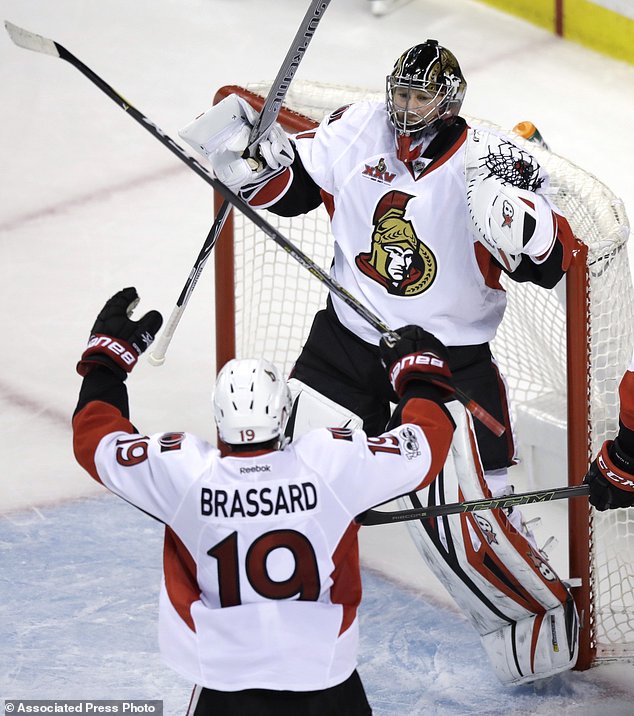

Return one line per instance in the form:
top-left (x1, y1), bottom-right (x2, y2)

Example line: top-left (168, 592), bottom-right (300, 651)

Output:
top-left (328, 427), bottom-right (354, 441)
top-left (362, 157), bottom-right (397, 185)
top-left (159, 432), bottom-right (186, 452)
top-left (327, 104), bottom-right (351, 124)
top-left (398, 426), bottom-right (421, 460)
top-left (295, 130), bottom-right (316, 140)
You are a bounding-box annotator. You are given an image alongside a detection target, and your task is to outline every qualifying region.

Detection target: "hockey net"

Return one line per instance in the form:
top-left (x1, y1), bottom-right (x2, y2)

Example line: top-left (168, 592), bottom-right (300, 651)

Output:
top-left (212, 80), bottom-right (634, 669)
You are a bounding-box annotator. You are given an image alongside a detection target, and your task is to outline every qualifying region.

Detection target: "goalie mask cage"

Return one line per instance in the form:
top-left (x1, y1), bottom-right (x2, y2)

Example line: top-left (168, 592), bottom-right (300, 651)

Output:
top-left (212, 81), bottom-right (634, 670)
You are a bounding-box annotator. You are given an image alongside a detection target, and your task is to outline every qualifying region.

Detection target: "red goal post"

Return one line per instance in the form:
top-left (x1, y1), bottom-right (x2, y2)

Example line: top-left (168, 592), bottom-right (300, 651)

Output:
top-left (212, 81), bottom-right (634, 670)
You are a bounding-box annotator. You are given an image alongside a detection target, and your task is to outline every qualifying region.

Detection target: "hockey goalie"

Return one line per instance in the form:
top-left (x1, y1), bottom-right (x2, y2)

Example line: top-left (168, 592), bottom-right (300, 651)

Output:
top-left (179, 39), bottom-right (580, 685)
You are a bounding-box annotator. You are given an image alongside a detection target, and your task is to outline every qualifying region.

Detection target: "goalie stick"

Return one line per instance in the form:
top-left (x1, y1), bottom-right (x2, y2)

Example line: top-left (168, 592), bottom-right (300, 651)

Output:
top-left (357, 484), bottom-right (590, 526)
top-left (148, 0), bottom-right (332, 366)
top-left (4, 20), bottom-right (504, 438)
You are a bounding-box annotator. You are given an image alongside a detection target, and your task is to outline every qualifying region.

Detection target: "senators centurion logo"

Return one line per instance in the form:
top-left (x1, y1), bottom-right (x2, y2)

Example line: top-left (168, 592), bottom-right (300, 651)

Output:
top-left (355, 191), bottom-right (437, 296)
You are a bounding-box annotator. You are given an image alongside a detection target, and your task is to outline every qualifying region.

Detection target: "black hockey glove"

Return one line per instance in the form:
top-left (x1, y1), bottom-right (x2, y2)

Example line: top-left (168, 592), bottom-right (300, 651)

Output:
top-left (583, 438), bottom-right (634, 511)
top-left (77, 287), bottom-right (163, 379)
top-left (379, 325), bottom-right (455, 400)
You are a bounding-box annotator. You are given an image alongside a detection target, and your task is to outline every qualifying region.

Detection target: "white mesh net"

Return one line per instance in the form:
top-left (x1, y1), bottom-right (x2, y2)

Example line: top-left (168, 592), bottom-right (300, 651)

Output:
top-left (218, 80), bottom-right (634, 662)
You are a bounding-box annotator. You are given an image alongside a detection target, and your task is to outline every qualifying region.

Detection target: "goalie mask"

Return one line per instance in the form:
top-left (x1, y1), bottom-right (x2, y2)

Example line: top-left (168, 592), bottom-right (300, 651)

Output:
top-left (213, 358), bottom-right (292, 446)
top-left (386, 40), bottom-right (466, 147)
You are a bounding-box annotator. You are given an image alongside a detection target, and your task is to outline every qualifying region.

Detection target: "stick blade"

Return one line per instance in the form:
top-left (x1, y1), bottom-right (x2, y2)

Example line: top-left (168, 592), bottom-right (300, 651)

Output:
top-left (5, 21), bottom-right (60, 57)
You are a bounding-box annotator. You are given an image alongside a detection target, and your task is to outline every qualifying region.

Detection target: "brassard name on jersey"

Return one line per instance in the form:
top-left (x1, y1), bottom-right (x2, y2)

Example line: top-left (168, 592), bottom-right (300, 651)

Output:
top-left (201, 480), bottom-right (319, 519)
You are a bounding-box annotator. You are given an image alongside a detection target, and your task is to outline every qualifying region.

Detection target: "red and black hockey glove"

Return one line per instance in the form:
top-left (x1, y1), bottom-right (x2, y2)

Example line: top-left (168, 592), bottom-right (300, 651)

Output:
top-left (77, 287), bottom-right (163, 379)
top-left (583, 438), bottom-right (634, 511)
top-left (379, 325), bottom-right (455, 400)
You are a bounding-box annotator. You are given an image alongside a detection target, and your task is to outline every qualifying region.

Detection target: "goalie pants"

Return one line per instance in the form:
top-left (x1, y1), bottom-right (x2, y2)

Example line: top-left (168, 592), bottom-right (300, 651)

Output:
top-left (289, 299), bottom-right (515, 469)
top-left (188, 669), bottom-right (372, 715)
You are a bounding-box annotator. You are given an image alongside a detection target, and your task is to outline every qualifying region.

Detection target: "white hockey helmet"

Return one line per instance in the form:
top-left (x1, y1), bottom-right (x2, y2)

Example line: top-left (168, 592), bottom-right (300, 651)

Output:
top-left (213, 358), bottom-right (292, 446)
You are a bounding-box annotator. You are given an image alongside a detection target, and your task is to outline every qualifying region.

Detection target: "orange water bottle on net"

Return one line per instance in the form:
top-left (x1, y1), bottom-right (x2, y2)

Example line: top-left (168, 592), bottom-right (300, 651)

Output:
top-left (512, 121), bottom-right (549, 150)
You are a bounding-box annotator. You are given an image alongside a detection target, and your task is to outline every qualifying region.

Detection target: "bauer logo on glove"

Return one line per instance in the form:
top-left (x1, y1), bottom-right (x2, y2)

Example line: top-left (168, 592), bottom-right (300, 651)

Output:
top-left (77, 287), bottom-right (163, 379)
top-left (389, 352), bottom-right (449, 393)
top-left (379, 325), bottom-right (455, 400)
top-left (83, 335), bottom-right (138, 370)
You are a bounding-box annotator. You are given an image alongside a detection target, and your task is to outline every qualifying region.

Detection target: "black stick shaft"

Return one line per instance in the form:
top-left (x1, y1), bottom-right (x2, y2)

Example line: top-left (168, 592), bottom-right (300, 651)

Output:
top-left (357, 484), bottom-right (590, 526)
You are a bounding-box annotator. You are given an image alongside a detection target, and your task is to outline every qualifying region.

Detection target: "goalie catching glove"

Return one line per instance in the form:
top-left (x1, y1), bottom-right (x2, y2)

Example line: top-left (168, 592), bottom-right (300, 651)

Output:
top-left (583, 438), bottom-right (634, 511)
top-left (77, 287), bottom-right (163, 379)
top-left (379, 325), bottom-right (455, 401)
top-left (179, 93), bottom-right (294, 192)
top-left (465, 129), bottom-right (557, 272)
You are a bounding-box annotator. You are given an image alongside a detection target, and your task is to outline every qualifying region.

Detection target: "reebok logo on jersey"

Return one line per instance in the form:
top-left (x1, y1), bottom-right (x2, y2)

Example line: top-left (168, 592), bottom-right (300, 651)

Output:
top-left (239, 465), bottom-right (272, 474)
top-left (362, 158), bottom-right (396, 185)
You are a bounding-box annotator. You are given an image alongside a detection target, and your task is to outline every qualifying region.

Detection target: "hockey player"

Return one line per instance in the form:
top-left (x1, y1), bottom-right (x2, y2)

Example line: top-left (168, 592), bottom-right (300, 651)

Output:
top-left (72, 287), bottom-right (456, 715)
top-left (584, 350), bottom-right (634, 511)
top-left (181, 39), bottom-right (580, 684)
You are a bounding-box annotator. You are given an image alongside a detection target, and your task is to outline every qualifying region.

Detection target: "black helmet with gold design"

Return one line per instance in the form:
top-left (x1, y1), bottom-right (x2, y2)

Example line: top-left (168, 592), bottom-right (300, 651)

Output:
top-left (386, 39), bottom-right (467, 136)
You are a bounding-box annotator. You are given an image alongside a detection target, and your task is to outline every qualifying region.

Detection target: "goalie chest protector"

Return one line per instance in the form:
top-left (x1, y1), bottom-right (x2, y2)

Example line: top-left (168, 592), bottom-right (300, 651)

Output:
top-left (293, 102), bottom-right (546, 348)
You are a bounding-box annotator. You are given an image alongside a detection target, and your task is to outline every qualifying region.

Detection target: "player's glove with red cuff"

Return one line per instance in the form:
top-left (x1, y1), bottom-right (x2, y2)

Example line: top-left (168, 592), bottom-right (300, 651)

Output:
top-left (379, 325), bottom-right (455, 400)
top-left (583, 438), bottom-right (634, 511)
top-left (77, 287), bottom-right (163, 379)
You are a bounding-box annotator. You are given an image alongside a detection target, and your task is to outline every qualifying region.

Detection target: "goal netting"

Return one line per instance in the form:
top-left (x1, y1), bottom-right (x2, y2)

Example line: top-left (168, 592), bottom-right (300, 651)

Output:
top-left (212, 80), bottom-right (634, 668)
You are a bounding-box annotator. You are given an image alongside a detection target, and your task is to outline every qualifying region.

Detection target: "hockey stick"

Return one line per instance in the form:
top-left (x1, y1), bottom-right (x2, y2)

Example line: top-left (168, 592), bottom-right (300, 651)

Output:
top-left (4, 20), bottom-right (504, 438)
top-left (148, 0), bottom-right (332, 366)
top-left (357, 484), bottom-right (590, 526)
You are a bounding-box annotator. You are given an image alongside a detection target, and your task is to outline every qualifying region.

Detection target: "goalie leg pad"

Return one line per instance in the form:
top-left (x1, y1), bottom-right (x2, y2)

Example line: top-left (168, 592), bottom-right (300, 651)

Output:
top-left (481, 595), bottom-right (579, 685)
top-left (484, 468), bottom-right (539, 551)
top-left (285, 378), bottom-right (363, 440)
top-left (402, 401), bottom-right (578, 682)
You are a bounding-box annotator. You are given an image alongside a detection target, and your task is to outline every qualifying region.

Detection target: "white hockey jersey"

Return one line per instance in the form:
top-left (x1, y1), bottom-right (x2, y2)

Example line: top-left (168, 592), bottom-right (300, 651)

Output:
top-left (289, 101), bottom-right (569, 347)
top-left (73, 397), bottom-right (453, 691)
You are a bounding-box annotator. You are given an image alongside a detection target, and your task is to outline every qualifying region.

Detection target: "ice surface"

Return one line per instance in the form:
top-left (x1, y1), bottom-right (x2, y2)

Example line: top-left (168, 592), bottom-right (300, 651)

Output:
top-left (2, 496), bottom-right (633, 714)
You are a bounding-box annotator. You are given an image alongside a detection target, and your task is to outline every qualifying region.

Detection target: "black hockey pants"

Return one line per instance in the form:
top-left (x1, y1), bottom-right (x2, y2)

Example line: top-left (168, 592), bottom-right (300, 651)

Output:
top-left (189, 669), bottom-right (372, 715)
top-left (289, 301), bottom-right (515, 471)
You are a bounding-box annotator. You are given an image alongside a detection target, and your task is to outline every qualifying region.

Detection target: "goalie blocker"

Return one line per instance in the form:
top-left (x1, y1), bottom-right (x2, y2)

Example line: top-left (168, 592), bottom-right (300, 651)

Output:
top-left (179, 93), bottom-right (295, 206)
